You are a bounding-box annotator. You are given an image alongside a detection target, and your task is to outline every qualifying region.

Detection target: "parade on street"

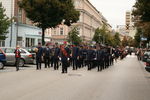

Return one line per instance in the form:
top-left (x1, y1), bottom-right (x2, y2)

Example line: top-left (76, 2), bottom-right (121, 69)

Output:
top-left (0, 0), bottom-right (150, 100)
top-left (0, 55), bottom-right (150, 100)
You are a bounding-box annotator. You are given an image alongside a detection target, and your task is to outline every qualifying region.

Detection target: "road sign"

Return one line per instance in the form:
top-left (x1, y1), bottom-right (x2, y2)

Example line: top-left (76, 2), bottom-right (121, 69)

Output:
top-left (141, 37), bottom-right (147, 41)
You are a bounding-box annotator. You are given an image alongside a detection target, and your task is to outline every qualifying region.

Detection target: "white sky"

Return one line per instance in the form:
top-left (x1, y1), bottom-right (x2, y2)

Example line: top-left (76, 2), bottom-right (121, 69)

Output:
top-left (89, 0), bottom-right (136, 29)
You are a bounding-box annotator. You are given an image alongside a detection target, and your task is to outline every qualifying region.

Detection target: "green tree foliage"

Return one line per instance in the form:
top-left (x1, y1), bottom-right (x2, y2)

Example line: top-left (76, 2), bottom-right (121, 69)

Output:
top-left (92, 28), bottom-right (101, 43)
top-left (105, 32), bottom-right (113, 46)
top-left (128, 37), bottom-right (135, 47)
top-left (113, 32), bottom-right (121, 46)
top-left (93, 25), bottom-right (119, 47)
top-left (18, 0), bottom-right (80, 45)
top-left (121, 36), bottom-right (128, 47)
top-left (134, 28), bottom-right (142, 47)
top-left (132, 0), bottom-right (150, 43)
top-left (67, 27), bottom-right (82, 45)
top-left (0, 2), bottom-right (10, 40)
top-left (132, 0), bottom-right (150, 22)
top-left (93, 25), bottom-right (107, 44)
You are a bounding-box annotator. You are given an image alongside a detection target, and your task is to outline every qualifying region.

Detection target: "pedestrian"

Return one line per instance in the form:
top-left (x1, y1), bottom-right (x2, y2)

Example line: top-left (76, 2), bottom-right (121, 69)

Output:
top-left (87, 46), bottom-right (95, 70)
top-left (72, 44), bottom-right (80, 70)
top-left (14, 45), bottom-right (21, 71)
top-left (60, 41), bottom-right (70, 73)
top-left (35, 42), bottom-right (43, 70)
top-left (50, 45), bottom-right (55, 67)
top-left (96, 45), bottom-right (104, 71)
top-left (43, 43), bottom-right (51, 68)
top-left (53, 43), bottom-right (60, 70)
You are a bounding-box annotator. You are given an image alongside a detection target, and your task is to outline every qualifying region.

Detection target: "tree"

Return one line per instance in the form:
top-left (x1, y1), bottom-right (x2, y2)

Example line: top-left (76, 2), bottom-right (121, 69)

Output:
top-left (134, 28), bottom-right (142, 47)
top-left (113, 32), bottom-right (121, 47)
top-left (67, 27), bottom-right (82, 45)
top-left (132, 0), bottom-right (150, 43)
top-left (93, 25), bottom-right (108, 44)
top-left (19, 0), bottom-right (80, 45)
top-left (121, 36), bottom-right (128, 47)
top-left (132, 0), bottom-right (150, 22)
top-left (0, 2), bottom-right (10, 40)
top-left (92, 28), bottom-right (101, 43)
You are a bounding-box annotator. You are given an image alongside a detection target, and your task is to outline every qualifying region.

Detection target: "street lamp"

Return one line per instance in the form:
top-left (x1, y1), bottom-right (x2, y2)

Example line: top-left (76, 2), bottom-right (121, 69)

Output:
top-left (10, 0), bottom-right (13, 47)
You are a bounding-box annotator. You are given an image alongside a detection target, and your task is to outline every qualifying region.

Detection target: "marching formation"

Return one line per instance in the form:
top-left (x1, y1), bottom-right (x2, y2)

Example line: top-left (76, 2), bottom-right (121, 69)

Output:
top-left (15, 42), bottom-right (129, 73)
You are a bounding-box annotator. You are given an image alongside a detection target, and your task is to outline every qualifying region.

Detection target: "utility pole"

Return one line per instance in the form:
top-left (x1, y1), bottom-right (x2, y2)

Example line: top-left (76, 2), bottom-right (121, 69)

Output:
top-left (10, 0), bottom-right (13, 47)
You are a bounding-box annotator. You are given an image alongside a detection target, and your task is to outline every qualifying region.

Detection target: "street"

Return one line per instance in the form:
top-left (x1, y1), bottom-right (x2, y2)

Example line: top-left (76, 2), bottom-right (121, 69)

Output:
top-left (0, 55), bottom-right (150, 100)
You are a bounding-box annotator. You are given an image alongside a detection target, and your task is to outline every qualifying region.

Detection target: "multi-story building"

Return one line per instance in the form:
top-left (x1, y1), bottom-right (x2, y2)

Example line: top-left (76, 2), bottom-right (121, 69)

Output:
top-left (125, 11), bottom-right (136, 38)
top-left (116, 25), bottom-right (127, 41)
top-left (50, 0), bottom-right (110, 43)
top-left (0, 0), bottom-right (110, 46)
top-left (0, 0), bottom-right (51, 47)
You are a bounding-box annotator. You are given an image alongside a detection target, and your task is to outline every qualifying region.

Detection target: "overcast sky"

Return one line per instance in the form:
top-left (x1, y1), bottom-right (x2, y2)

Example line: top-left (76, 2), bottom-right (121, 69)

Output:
top-left (89, 0), bottom-right (136, 29)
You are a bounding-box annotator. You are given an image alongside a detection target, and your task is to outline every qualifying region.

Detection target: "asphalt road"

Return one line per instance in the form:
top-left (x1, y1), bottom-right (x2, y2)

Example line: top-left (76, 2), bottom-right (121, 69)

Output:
top-left (0, 55), bottom-right (150, 100)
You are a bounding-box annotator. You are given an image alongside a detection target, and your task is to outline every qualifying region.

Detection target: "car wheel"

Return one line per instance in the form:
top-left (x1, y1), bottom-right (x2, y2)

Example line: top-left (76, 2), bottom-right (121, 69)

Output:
top-left (19, 59), bottom-right (25, 67)
top-left (0, 62), bottom-right (4, 69)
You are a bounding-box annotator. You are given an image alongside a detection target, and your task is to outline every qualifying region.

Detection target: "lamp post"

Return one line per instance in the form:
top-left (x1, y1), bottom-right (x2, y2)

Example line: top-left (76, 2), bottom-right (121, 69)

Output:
top-left (10, 0), bottom-right (13, 47)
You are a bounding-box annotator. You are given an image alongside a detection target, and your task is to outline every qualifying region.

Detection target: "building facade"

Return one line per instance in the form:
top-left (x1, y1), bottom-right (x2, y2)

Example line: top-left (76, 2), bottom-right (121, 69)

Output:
top-left (50, 0), bottom-right (109, 43)
top-left (0, 0), bottom-right (51, 47)
top-left (125, 11), bottom-right (136, 39)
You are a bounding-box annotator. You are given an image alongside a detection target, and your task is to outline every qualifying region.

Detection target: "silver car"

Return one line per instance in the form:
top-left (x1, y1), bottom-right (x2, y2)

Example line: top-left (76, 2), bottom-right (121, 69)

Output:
top-left (1, 47), bottom-right (34, 67)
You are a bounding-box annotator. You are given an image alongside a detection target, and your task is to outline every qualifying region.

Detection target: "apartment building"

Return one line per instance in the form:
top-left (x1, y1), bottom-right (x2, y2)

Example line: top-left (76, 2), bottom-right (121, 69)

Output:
top-left (50, 0), bottom-right (110, 43)
top-left (0, 0), bottom-right (51, 47)
top-left (125, 11), bottom-right (136, 38)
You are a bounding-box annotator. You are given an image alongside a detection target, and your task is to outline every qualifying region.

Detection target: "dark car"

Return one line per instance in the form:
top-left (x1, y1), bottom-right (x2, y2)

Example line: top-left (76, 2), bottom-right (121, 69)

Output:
top-left (0, 48), bottom-right (6, 69)
top-left (142, 50), bottom-right (150, 62)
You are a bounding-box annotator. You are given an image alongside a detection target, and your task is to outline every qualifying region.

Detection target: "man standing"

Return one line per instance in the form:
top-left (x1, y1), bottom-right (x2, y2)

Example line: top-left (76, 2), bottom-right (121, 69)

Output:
top-left (53, 43), bottom-right (60, 70)
top-left (72, 44), bottom-right (79, 70)
top-left (60, 41), bottom-right (70, 73)
top-left (87, 46), bottom-right (95, 70)
top-left (14, 45), bottom-right (21, 71)
top-left (35, 43), bottom-right (43, 70)
top-left (43, 43), bottom-right (51, 68)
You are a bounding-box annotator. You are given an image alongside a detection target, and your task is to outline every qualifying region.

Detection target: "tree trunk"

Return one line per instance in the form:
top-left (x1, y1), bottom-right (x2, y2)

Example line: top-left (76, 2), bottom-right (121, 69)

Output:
top-left (42, 28), bottom-right (45, 46)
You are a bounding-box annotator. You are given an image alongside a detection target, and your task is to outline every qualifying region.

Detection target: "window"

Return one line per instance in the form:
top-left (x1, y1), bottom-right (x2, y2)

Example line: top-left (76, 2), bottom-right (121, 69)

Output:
top-left (26, 38), bottom-right (35, 47)
top-left (54, 29), bottom-right (57, 35)
top-left (0, 40), bottom-right (5, 47)
top-left (77, 27), bottom-right (80, 34)
top-left (26, 18), bottom-right (30, 24)
top-left (20, 49), bottom-right (26, 53)
top-left (18, 8), bottom-right (22, 23)
top-left (6, 48), bottom-right (15, 53)
top-left (60, 28), bottom-right (64, 35)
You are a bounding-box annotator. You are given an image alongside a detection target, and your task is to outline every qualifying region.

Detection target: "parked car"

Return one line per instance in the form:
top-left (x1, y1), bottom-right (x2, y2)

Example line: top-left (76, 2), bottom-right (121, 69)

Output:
top-left (142, 50), bottom-right (150, 62)
top-left (1, 47), bottom-right (34, 67)
top-left (0, 48), bottom-right (6, 69)
top-left (24, 47), bottom-right (37, 64)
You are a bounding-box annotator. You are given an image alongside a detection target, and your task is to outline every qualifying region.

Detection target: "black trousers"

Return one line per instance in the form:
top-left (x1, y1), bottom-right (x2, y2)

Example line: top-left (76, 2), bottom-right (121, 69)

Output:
top-left (54, 57), bottom-right (59, 70)
top-left (87, 60), bottom-right (92, 70)
top-left (50, 56), bottom-right (54, 67)
top-left (16, 58), bottom-right (20, 71)
top-left (44, 57), bottom-right (50, 68)
top-left (72, 58), bottom-right (78, 70)
top-left (97, 60), bottom-right (103, 71)
top-left (62, 60), bottom-right (68, 73)
top-left (36, 57), bottom-right (42, 70)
